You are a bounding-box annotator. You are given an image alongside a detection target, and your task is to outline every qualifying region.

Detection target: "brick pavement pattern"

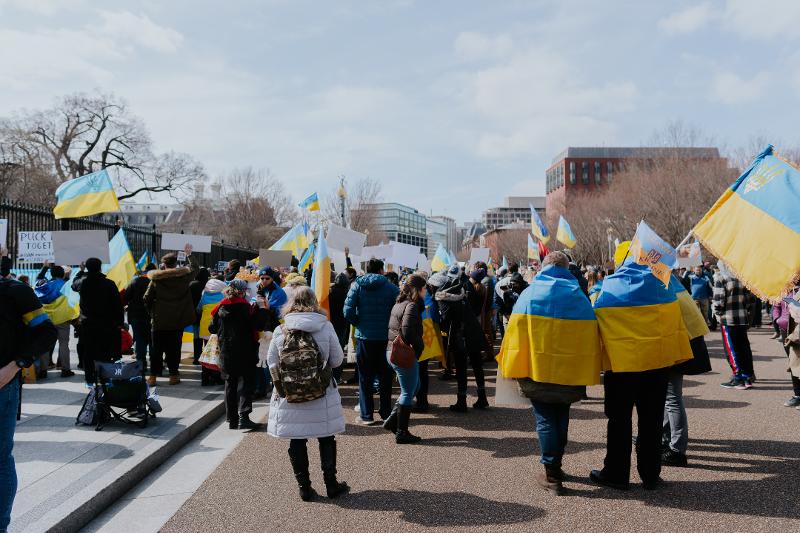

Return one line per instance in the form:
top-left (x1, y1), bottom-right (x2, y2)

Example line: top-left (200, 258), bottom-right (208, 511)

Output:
top-left (163, 329), bottom-right (800, 532)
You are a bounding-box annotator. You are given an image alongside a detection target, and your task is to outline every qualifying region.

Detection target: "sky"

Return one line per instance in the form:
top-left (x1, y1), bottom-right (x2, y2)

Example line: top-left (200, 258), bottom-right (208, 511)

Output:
top-left (2, 0), bottom-right (800, 224)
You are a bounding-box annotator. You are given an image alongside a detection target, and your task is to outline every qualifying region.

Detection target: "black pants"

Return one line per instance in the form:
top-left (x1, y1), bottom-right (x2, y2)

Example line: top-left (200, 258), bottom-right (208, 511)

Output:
top-left (290, 435), bottom-right (334, 451)
top-left (151, 329), bottom-right (183, 376)
top-left (80, 324), bottom-right (119, 384)
top-left (416, 360), bottom-right (429, 403)
top-left (193, 336), bottom-right (204, 362)
top-left (225, 369), bottom-right (255, 421)
top-left (721, 324), bottom-right (754, 379)
top-left (602, 368), bottom-right (668, 484)
top-left (449, 329), bottom-right (485, 395)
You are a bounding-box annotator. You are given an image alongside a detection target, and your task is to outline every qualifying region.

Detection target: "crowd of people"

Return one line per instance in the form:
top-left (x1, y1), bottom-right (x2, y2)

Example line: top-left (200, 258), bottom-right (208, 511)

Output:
top-left (0, 239), bottom-right (798, 515)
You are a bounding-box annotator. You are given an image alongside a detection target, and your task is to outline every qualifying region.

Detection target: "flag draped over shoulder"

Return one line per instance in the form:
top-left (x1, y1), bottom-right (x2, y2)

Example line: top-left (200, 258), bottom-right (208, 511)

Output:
top-left (669, 275), bottom-right (710, 340)
top-left (270, 223), bottom-right (311, 257)
top-left (431, 243), bottom-right (450, 272)
top-left (311, 228), bottom-right (331, 315)
top-left (496, 265), bottom-right (603, 385)
top-left (298, 192), bottom-right (320, 212)
top-left (693, 144), bottom-right (800, 301)
top-left (54, 169), bottom-right (120, 219)
top-left (419, 292), bottom-right (445, 365)
top-left (593, 262), bottom-right (693, 372)
top-left (629, 221), bottom-right (677, 288)
top-left (556, 215), bottom-right (576, 248)
top-left (530, 204), bottom-right (550, 244)
top-left (106, 229), bottom-right (137, 291)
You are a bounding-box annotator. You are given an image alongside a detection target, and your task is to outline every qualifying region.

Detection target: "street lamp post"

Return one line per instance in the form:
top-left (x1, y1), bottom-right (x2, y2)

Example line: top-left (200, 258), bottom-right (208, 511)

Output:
top-left (337, 176), bottom-right (347, 228)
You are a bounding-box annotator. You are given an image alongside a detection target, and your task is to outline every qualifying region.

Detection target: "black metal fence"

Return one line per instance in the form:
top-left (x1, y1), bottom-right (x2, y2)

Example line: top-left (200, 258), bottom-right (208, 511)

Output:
top-left (0, 200), bottom-right (258, 269)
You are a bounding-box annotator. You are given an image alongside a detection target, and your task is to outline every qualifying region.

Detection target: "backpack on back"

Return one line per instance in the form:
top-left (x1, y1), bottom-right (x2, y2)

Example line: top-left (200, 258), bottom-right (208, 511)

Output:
top-left (272, 327), bottom-right (331, 403)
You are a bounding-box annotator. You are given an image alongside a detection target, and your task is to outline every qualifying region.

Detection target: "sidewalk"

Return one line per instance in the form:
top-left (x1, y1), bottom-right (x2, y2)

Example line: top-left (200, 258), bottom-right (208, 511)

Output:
top-left (10, 339), bottom-right (225, 533)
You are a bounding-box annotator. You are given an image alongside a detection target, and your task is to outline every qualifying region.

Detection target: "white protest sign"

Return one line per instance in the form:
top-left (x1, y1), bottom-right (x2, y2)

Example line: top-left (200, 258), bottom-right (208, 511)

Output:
top-left (417, 253), bottom-right (431, 273)
top-left (468, 247), bottom-right (491, 264)
top-left (361, 244), bottom-right (390, 260)
top-left (52, 230), bottom-right (109, 264)
top-left (18, 231), bottom-right (54, 263)
top-left (386, 241), bottom-right (420, 268)
top-left (162, 233), bottom-right (212, 253)
top-left (677, 241), bottom-right (702, 269)
top-left (177, 251), bottom-right (187, 263)
top-left (326, 224), bottom-right (367, 255)
top-left (0, 219), bottom-right (7, 250)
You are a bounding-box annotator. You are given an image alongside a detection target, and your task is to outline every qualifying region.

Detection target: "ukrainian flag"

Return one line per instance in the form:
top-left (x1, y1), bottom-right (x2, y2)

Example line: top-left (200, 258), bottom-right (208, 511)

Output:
top-left (106, 229), bottom-right (137, 291)
top-left (136, 250), bottom-right (149, 272)
top-left (54, 169), bottom-right (120, 219)
top-left (311, 228), bottom-right (331, 315)
top-left (629, 221), bottom-right (677, 288)
top-left (670, 274), bottom-right (710, 340)
top-left (527, 234), bottom-right (537, 259)
top-left (502, 256), bottom-right (509, 271)
top-left (530, 204), bottom-right (550, 244)
top-left (693, 144), bottom-right (800, 300)
top-left (420, 292), bottom-right (445, 365)
top-left (36, 279), bottom-right (79, 325)
top-left (594, 262), bottom-right (692, 372)
top-left (447, 249), bottom-right (458, 265)
top-left (496, 264), bottom-right (602, 385)
top-left (431, 243), bottom-right (450, 272)
top-left (298, 192), bottom-right (320, 212)
top-left (151, 252), bottom-right (158, 267)
top-left (198, 287), bottom-right (226, 338)
top-left (298, 242), bottom-right (315, 272)
top-left (556, 215), bottom-right (576, 249)
top-left (270, 223), bottom-right (311, 257)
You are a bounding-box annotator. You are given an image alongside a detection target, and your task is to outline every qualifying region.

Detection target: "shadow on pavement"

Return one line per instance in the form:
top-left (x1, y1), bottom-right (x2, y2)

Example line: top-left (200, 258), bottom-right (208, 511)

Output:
top-left (682, 396), bottom-right (750, 409)
top-left (419, 435), bottom-right (604, 459)
top-left (322, 489), bottom-right (544, 526)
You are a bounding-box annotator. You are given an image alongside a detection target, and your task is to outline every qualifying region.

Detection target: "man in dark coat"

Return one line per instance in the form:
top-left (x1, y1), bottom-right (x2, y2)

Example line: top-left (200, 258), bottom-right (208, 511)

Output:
top-left (144, 245), bottom-right (198, 386)
top-left (72, 257), bottom-right (124, 384)
top-left (124, 263), bottom-right (156, 373)
top-left (189, 267), bottom-right (210, 364)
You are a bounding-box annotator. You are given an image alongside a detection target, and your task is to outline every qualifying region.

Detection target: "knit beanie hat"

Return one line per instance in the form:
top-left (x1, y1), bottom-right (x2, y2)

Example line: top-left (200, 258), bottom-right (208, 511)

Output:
top-left (470, 268), bottom-right (487, 283)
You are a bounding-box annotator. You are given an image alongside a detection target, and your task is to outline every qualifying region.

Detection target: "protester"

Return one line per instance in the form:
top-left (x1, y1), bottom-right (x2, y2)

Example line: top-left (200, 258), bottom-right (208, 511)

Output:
top-left (469, 263), bottom-right (495, 360)
top-left (72, 257), bottom-right (125, 384)
top-left (224, 259), bottom-right (241, 282)
top-left (34, 261), bottom-right (76, 378)
top-left (383, 274), bottom-right (426, 444)
top-left (683, 266), bottom-right (713, 325)
top-left (328, 272), bottom-right (351, 383)
top-left (189, 267), bottom-right (211, 365)
top-left (255, 266), bottom-right (287, 396)
top-left (713, 264), bottom-right (756, 389)
top-left (497, 251), bottom-right (602, 494)
top-left (197, 275), bottom-right (227, 386)
top-left (0, 260), bottom-right (57, 531)
top-left (124, 263), bottom-right (156, 374)
top-left (343, 259), bottom-right (399, 425)
top-left (266, 287), bottom-right (348, 501)
top-left (209, 279), bottom-right (269, 430)
top-left (783, 300), bottom-right (800, 409)
top-left (773, 290), bottom-right (800, 406)
top-left (144, 245), bottom-right (199, 386)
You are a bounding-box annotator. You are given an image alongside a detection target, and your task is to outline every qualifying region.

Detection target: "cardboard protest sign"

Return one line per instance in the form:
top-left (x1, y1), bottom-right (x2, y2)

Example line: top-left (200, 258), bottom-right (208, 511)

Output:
top-left (161, 233), bottom-right (212, 253)
top-left (52, 230), bottom-right (109, 264)
top-left (468, 247), bottom-right (490, 264)
top-left (326, 224), bottom-right (367, 255)
top-left (386, 241), bottom-right (420, 268)
top-left (258, 249), bottom-right (293, 268)
top-left (0, 219), bottom-right (7, 250)
top-left (18, 231), bottom-right (54, 263)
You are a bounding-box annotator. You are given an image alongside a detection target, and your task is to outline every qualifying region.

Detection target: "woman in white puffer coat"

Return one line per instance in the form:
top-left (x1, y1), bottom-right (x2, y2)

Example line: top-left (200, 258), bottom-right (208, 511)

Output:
top-left (266, 286), bottom-right (348, 502)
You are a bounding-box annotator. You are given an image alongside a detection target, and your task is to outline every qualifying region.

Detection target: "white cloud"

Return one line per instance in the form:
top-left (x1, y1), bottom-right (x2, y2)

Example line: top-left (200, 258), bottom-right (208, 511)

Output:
top-left (658, 3), bottom-right (716, 34)
top-left (98, 10), bottom-right (183, 53)
top-left (0, 0), bottom-right (72, 16)
top-left (722, 0), bottom-right (800, 40)
top-left (305, 86), bottom-right (404, 123)
top-left (709, 70), bottom-right (770, 104)
top-left (454, 31), bottom-right (514, 61)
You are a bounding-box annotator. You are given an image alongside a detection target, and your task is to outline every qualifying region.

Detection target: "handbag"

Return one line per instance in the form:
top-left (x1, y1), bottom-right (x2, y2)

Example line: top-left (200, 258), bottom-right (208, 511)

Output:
top-left (199, 334), bottom-right (221, 371)
top-left (389, 334), bottom-right (416, 369)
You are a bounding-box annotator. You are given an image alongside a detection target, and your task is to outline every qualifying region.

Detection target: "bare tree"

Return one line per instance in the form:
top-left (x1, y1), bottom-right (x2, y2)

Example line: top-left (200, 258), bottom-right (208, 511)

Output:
top-left (321, 177), bottom-right (386, 244)
top-left (0, 123), bottom-right (55, 204)
top-left (492, 229), bottom-right (529, 265)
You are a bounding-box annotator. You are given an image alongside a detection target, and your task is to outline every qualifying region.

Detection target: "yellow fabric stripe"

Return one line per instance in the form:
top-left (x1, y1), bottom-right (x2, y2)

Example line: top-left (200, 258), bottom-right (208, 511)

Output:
top-left (199, 303), bottom-right (215, 339)
top-left (595, 301), bottom-right (693, 372)
top-left (496, 314), bottom-right (602, 386)
top-left (106, 252), bottom-right (137, 291)
top-left (694, 189), bottom-right (800, 300)
top-left (676, 290), bottom-right (710, 339)
top-left (42, 296), bottom-right (79, 325)
top-left (22, 308), bottom-right (47, 325)
top-left (419, 318), bottom-right (445, 364)
top-left (53, 189), bottom-right (121, 219)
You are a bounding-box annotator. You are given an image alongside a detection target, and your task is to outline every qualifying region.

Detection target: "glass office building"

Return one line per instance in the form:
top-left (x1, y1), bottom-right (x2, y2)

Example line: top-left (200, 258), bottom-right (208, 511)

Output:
top-left (371, 202), bottom-right (428, 253)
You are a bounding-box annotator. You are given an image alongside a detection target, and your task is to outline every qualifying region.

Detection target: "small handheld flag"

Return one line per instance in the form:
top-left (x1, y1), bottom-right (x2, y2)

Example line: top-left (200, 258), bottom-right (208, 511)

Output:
top-left (431, 243), bottom-right (450, 272)
top-left (54, 169), bottom-right (120, 219)
top-left (629, 221), bottom-right (677, 288)
top-left (311, 228), bottom-right (331, 315)
top-left (298, 242), bottom-right (316, 272)
top-left (136, 250), bottom-right (149, 272)
top-left (556, 215), bottom-right (576, 249)
top-left (299, 192), bottom-right (320, 212)
top-left (530, 204), bottom-right (550, 244)
top-left (527, 234), bottom-right (537, 260)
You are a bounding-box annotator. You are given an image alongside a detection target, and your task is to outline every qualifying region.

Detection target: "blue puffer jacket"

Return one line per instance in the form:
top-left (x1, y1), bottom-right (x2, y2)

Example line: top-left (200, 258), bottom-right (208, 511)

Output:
top-left (343, 274), bottom-right (399, 341)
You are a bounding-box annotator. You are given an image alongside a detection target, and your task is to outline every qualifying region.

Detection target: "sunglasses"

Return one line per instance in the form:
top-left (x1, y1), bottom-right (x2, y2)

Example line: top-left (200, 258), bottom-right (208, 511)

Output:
top-left (260, 276), bottom-right (272, 281)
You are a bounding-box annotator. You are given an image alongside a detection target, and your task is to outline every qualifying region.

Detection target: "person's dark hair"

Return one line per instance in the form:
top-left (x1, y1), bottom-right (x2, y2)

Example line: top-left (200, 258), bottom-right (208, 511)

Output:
top-left (398, 273), bottom-right (426, 304)
top-left (474, 261), bottom-right (488, 271)
top-left (345, 267), bottom-right (357, 281)
top-left (508, 261), bottom-right (519, 273)
top-left (145, 263), bottom-right (157, 272)
top-left (367, 259), bottom-right (384, 274)
top-left (162, 253), bottom-right (178, 269)
top-left (196, 267), bottom-right (210, 285)
top-left (385, 271), bottom-right (399, 286)
top-left (228, 259), bottom-right (241, 272)
top-left (18, 274), bottom-right (30, 285)
top-left (50, 265), bottom-right (66, 280)
top-left (86, 257), bottom-right (102, 273)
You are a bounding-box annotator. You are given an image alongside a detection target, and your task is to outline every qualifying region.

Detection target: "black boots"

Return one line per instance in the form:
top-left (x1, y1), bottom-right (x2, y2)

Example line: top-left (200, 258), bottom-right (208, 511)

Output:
top-left (395, 405), bottom-right (421, 444)
top-left (319, 438), bottom-right (350, 498)
top-left (238, 414), bottom-right (259, 430)
top-left (473, 389), bottom-right (489, 409)
top-left (288, 446), bottom-right (317, 502)
top-left (449, 394), bottom-right (468, 412)
top-left (382, 403), bottom-right (399, 433)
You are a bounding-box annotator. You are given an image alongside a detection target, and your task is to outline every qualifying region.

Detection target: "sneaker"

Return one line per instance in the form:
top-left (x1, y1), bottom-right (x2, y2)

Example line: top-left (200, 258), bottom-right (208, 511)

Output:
top-left (720, 378), bottom-right (741, 389)
top-left (353, 404), bottom-right (362, 412)
top-left (784, 396), bottom-right (800, 407)
top-left (661, 449), bottom-right (688, 467)
top-left (735, 380), bottom-right (753, 390)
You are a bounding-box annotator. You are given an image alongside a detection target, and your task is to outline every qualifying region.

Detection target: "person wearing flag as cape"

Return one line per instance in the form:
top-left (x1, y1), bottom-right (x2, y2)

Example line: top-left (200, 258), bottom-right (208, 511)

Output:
top-left (496, 251), bottom-right (602, 494)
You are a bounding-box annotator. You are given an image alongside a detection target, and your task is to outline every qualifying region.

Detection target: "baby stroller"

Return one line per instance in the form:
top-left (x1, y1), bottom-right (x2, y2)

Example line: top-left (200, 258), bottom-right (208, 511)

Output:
top-left (79, 360), bottom-right (157, 431)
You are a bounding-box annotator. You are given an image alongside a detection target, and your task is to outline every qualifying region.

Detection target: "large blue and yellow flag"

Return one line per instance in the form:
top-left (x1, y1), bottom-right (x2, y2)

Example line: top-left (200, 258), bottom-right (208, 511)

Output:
top-left (594, 262), bottom-right (692, 372)
top-left (270, 223), bottom-right (311, 257)
top-left (311, 228), bottom-right (331, 315)
top-left (530, 204), bottom-right (550, 244)
top-left (556, 215), bottom-right (576, 249)
top-left (298, 242), bottom-right (315, 272)
top-left (431, 243), bottom-right (450, 272)
top-left (629, 221), bottom-right (677, 288)
top-left (106, 229), bottom-right (137, 291)
top-left (496, 265), bottom-right (602, 385)
top-left (527, 234), bottom-right (537, 259)
top-left (298, 192), bottom-right (320, 212)
top-left (693, 144), bottom-right (800, 300)
top-left (54, 169), bottom-right (120, 219)
top-left (419, 292), bottom-right (445, 365)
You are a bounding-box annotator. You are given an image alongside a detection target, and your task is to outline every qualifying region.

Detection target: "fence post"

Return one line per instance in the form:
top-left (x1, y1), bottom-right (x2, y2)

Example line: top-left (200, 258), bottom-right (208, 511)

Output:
top-left (151, 224), bottom-right (157, 259)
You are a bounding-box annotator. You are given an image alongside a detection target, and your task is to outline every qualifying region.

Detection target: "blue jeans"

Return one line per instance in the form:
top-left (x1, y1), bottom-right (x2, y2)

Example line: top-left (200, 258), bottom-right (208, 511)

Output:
top-left (356, 340), bottom-right (392, 420)
top-left (0, 376), bottom-right (20, 532)
top-left (531, 400), bottom-right (570, 466)
top-left (388, 354), bottom-right (419, 407)
top-left (129, 319), bottom-right (151, 374)
top-left (662, 371), bottom-right (688, 454)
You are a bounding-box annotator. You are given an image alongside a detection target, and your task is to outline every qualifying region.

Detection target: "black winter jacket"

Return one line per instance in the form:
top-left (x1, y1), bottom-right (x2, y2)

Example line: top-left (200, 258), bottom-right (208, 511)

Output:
top-left (73, 272), bottom-right (124, 330)
top-left (208, 300), bottom-right (269, 375)
top-left (124, 275), bottom-right (151, 322)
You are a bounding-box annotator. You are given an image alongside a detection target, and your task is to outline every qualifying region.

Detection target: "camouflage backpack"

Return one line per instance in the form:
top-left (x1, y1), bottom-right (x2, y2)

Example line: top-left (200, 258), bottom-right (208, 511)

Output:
top-left (274, 327), bottom-right (331, 403)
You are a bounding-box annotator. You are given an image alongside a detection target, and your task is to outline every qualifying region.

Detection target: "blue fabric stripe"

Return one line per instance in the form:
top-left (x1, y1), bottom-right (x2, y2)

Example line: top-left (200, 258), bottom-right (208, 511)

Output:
top-left (55, 170), bottom-right (113, 202)
top-left (27, 313), bottom-right (49, 328)
top-left (594, 262), bottom-right (677, 309)
top-left (512, 265), bottom-right (596, 320)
